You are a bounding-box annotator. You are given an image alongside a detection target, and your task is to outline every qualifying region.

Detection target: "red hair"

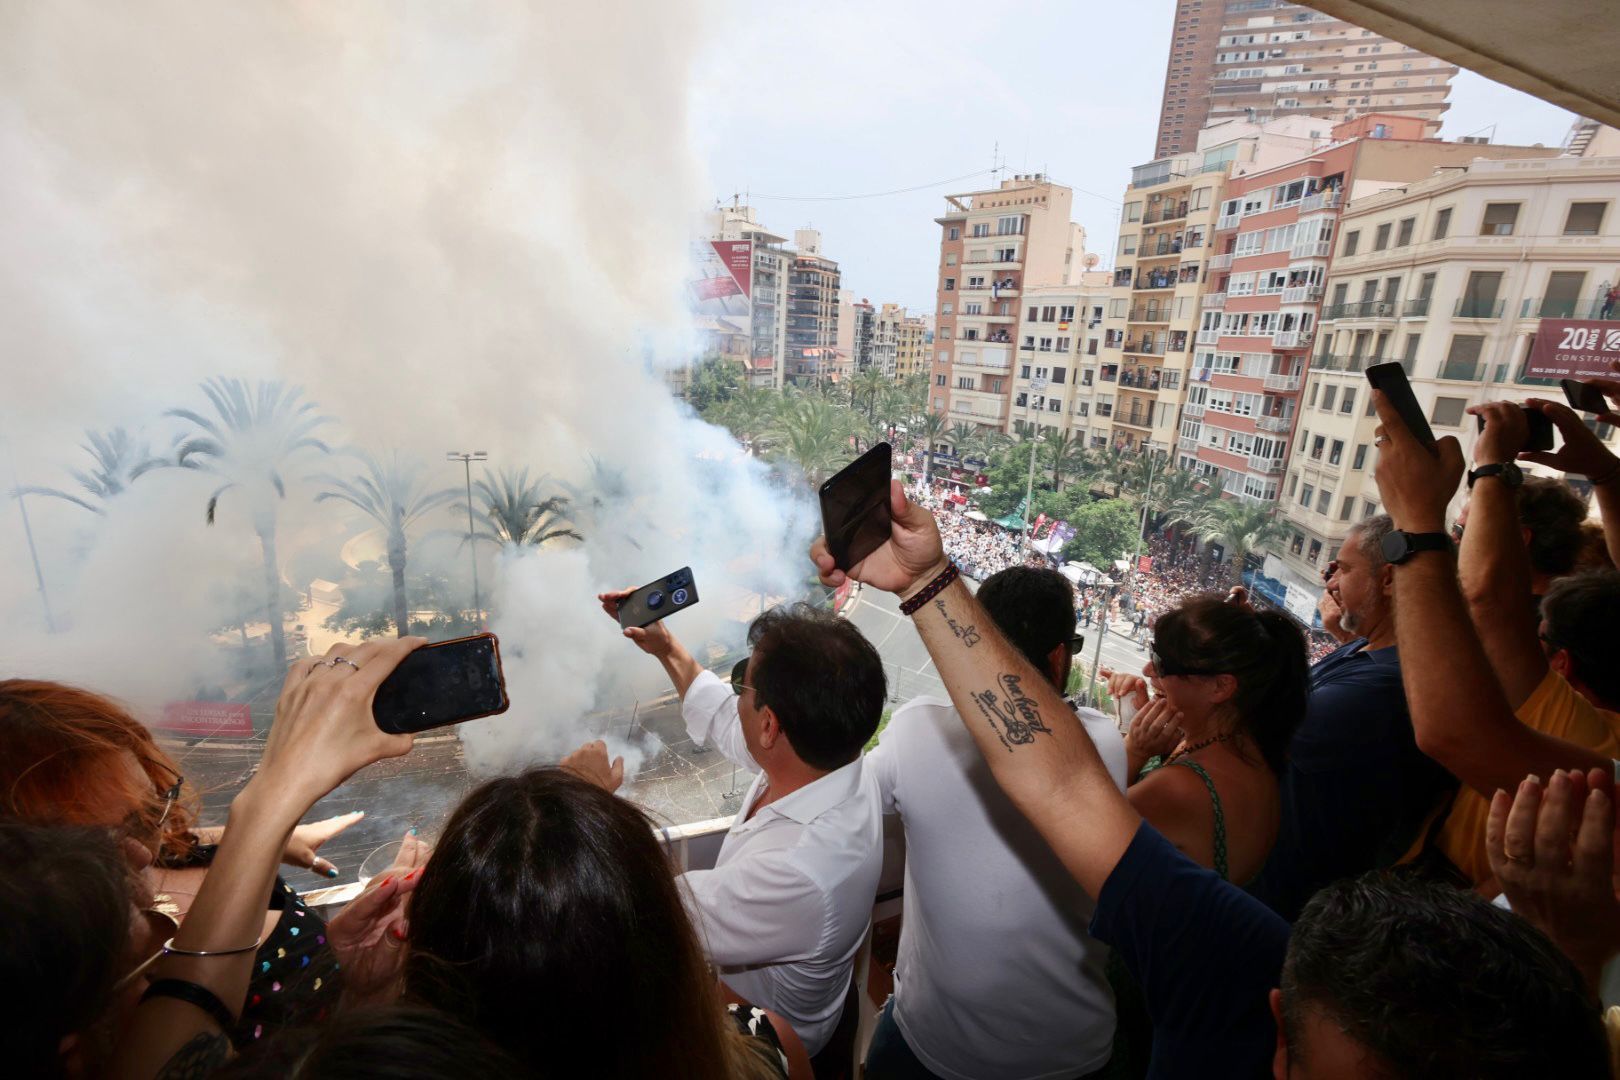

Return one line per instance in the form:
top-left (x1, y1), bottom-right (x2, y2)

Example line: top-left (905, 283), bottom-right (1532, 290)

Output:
top-left (0, 679), bottom-right (197, 862)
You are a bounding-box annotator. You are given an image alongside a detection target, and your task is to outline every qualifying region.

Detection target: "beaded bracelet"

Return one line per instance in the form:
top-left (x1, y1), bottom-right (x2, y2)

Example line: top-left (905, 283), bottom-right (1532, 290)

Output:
top-left (899, 561), bottom-right (960, 617)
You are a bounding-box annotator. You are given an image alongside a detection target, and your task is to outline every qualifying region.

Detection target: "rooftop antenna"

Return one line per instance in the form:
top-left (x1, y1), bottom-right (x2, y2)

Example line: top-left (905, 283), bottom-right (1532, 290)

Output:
top-left (992, 141), bottom-right (1002, 181)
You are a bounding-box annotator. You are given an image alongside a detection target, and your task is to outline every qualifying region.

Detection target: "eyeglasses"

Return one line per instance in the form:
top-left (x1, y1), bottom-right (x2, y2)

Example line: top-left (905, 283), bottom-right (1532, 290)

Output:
top-left (1320, 559), bottom-right (1339, 583)
top-left (111, 907), bottom-right (180, 996)
top-left (152, 762), bottom-right (184, 831)
top-left (730, 657), bottom-right (758, 698)
top-left (1070, 634), bottom-right (1085, 656)
top-left (1149, 642), bottom-right (1220, 679)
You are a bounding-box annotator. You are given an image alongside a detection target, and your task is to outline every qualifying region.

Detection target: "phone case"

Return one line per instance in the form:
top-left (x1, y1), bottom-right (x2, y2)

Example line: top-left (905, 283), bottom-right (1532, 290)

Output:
top-left (1365, 362), bottom-right (1436, 450)
top-left (820, 442), bottom-right (893, 571)
top-left (617, 567), bottom-right (700, 630)
top-left (373, 632), bottom-right (511, 735)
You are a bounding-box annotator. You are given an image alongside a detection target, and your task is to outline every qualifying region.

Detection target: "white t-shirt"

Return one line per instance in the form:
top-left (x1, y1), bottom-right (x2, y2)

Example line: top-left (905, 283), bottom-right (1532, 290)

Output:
top-left (678, 669), bottom-right (885, 1056)
top-left (867, 695), bottom-right (1129, 1080)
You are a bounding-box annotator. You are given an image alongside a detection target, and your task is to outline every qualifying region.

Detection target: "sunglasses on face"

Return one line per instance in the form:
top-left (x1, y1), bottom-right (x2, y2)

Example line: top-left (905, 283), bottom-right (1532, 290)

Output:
top-left (1070, 634), bottom-right (1085, 656)
top-left (730, 657), bottom-right (756, 697)
top-left (1321, 559), bottom-right (1339, 583)
top-left (1149, 642), bottom-right (1220, 679)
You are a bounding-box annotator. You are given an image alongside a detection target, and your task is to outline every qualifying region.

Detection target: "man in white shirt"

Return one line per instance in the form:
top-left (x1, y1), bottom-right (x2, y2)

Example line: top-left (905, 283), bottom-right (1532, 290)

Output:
top-left (864, 566), bottom-right (1128, 1080)
top-left (567, 595), bottom-right (886, 1057)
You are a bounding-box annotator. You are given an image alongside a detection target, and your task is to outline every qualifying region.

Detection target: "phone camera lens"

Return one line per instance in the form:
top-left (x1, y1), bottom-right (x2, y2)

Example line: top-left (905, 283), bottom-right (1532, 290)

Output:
top-left (647, 590), bottom-right (665, 610)
top-left (671, 588), bottom-right (689, 605)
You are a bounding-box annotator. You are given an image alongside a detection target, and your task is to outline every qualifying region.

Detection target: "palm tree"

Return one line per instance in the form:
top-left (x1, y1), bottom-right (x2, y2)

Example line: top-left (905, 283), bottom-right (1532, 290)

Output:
top-left (472, 467), bottom-right (583, 550)
top-left (912, 410), bottom-right (950, 484)
top-left (1085, 446), bottom-right (1134, 498)
top-left (1210, 502), bottom-right (1286, 583)
top-left (314, 452), bottom-right (461, 637)
top-left (958, 425), bottom-right (1009, 468)
top-left (848, 368), bottom-right (890, 426)
top-left (768, 392), bottom-right (857, 486)
top-left (16, 427), bottom-right (188, 513)
top-left (946, 420), bottom-right (979, 461)
top-left (711, 383), bottom-right (779, 457)
top-left (1039, 429), bottom-right (1090, 492)
top-left (1154, 469), bottom-right (1218, 552)
top-left (170, 378), bottom-right (333, 669)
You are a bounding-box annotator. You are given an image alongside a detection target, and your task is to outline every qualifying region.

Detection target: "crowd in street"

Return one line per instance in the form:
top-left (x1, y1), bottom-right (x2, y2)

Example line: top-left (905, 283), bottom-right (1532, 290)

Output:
top-left (914, 481), bottom-right (1039, 582)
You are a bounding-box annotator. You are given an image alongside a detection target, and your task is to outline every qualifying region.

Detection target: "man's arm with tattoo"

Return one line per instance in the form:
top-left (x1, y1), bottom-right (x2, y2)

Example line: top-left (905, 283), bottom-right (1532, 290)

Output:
top-left (810, 480), bottom-right (1139, 899)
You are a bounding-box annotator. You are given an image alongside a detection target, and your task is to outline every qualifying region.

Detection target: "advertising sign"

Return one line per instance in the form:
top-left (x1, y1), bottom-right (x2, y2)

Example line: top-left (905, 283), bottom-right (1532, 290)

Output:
top-left (689, 240), bottom-right (753, 320)
top-left (1526, 320), bottom-right (1620, 379)
top-left (158, 701), bottom-right (254, 739)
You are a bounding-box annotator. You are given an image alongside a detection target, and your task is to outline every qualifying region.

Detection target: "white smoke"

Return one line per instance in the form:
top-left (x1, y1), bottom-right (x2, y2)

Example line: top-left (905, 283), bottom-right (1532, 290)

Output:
top-left (0, 1), bottom-right (815, 776)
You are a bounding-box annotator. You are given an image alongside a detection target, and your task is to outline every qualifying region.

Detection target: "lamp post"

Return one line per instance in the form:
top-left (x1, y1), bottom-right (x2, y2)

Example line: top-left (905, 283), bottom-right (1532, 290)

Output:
top-left (1018, 377), bottom-right (1047, 560)
top-left (447, 450), bottom-right (488, 625)
top-left (1086, 575), bottom-right (1118, 709)
top-left (1126, 445), bottom-right (1161, 595)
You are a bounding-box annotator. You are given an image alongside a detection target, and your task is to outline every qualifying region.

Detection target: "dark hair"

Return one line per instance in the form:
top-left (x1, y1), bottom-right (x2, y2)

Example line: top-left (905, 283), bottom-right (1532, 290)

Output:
top-left (404, 769), bottom-right (739, 1078)
top-left (747, 602), bottom-right (884, 770)
top-left (978, 567), bottom-right (1076, 678)
top-left (1151, 596), bottom-right (1308, 774)
top-left (0, 822), bottom-right (133, 1077)
top-left (1542, 569), bottom-right (1620, 708)
top-left (1349, 513), bottom-right (1396, 571)
top-left (1283, 874), bottom-right (1608, 1079)
top-left (217, 1006), bottom-right (524, 1079)
top-left (1518, 477), bottom-right (1588, 577)
top-left (1575, 521), bottom-right (1613, 572)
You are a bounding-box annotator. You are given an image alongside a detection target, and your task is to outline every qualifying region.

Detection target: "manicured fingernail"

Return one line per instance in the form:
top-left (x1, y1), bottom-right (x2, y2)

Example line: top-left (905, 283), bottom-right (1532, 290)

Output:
top-left (379, 876), bottom-right (393, 888)
top-left (326, 868), bottom-right (339, 878)
top-left (405, 868), bottom-right (421, 881)
top-left (409, 827), bottom-right (418, 836)
top-left (391, 925), bottom-right (407, 940)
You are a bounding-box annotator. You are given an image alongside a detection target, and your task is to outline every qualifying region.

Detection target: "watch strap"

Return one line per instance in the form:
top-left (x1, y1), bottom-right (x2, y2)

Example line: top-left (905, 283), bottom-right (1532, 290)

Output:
top-left (1399, 531), bottom-right (1451, 561)
top-left (1467, 462), bottom-right (1517, 489)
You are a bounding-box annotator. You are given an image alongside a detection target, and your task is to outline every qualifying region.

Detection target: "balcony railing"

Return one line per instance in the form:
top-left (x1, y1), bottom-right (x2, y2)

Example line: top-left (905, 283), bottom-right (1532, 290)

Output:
top-left (1311, 354), bottom-right (1368, 373)
top-left (1143, 203), bottom-right (1189, 225)
top-left (1178, 434), bottom-right (1201, 451)
top-left (1454, 299), bottom-right (1506, 319)
top-left (1138, 239), bottom-right (1185, 259)
top-left (1096, 404), bottom-right (1114, 417)
top-left (1248, 455), bottom-right (1286, 474)
top-left (1298, 190), bottom-right (1341, 212)
top-left (1135, 274), bottom-right (1177, 290)
top-left (1128, 307), bottom-right (1173, 323)
top-left (1202, 292), bottom-right (1227, 309)
top-left (1183, 400), bottom-right (1207, 418)
top-left (1263, 373), bottom-right (1301, 391)
top-left (1439, 360), bottom-right (1487, 381)
top-left (1256, 414), bottom-right (1292, 433)
top-left (1290, 240), bottom-right (1332, 259)
top-left (1123, 340), bottom-right (1167, 355)
top-left (1208, 253), bottom-right (1234, 270)
top-left (1113, 270), bottom-right (1134, 287)
top-left (1404, 297), bottom-right (1431, 317)
top-left (1196, 328), bottom-right (1220, 345)
top-left (1118, 409), bottom-right (1155, 429)
top-left (1216, 214), bottom-right (1241, 230)
top-left (1322, 299), bottom-right (1398, 320)
top-left (1118, 372), bottom-right (1163, 390)
top-left (1281, 284), bottom-right (1323, 304)
top-left (1519, 298), bottom-right (1610, 319)
top-left (1273, 329), bottom-right (1312, 349)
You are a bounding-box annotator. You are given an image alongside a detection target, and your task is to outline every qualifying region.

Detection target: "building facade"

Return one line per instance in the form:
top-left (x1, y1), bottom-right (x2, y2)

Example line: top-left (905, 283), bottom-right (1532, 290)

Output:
top-left (930, 175), bottom-right (1090, 436)
top-left (1006, 277), bottom-right (1113, 443)
top-left (1270, 151), bottom-right (1620, 592)
top-left (787, 228), bottom-right (844, 385)
top-left (703, 203), bottom-right (791, 388)
top-left (893, 309), bottom-right (932, 379)
top-left (1154, 0), bottom-right (1458, 159)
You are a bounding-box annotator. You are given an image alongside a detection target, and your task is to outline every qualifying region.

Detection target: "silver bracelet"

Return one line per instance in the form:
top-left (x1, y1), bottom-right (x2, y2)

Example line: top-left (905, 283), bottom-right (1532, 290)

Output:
top-left (161, 935), bottom-right (264, 957)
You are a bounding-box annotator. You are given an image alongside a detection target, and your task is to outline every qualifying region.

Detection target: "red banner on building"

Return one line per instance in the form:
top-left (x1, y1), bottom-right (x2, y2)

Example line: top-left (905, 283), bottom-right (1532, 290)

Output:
top-left (709, 240), bottom-right (753, 299)
top-left (158, 701), bottom-right (253, 739)
top-left (1527, 320), bottom-right (1620, 378)
top-left (691, 275), bottom-right (741, 301)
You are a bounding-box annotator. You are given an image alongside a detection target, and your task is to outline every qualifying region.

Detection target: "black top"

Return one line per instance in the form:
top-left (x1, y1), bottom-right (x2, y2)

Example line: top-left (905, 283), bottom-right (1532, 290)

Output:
top-left (1247, 639), bottom-right (1457, 922)
top-left (727, 1004), bottom-right (789, 1078)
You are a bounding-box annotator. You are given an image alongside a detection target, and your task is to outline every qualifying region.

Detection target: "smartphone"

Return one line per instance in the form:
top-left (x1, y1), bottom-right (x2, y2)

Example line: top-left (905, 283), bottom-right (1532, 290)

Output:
top-left (1474, 408), bottom-right (1554, 452)
top-left (373, 633), bottom-right (510, 735)
top-left (1365, 362), bottom-right (1436, 452)
top-left (617, 566), bottom-right (700, 630)
top-left (1562, 378), bottom-right (1609, 414)
top-left (819, 442), bottom-right (893, 571)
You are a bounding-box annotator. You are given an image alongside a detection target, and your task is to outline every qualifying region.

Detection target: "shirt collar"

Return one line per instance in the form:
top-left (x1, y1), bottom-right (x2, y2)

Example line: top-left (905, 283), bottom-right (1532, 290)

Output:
top-left (757, 754), bottom-right (866, 826)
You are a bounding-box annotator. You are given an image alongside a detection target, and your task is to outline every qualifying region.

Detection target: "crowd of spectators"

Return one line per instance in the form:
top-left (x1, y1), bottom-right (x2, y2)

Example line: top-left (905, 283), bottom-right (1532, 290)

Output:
top-left (6, 370), bottom-right (1620, 1079)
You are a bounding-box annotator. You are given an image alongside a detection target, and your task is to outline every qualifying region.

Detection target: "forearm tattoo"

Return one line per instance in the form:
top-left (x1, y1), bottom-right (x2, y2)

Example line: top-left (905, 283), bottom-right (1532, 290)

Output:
top-left (156, 1032), bottom-right (232, 1080)
top-left (933, 598), bottom-right (982, 647)
top-left (971, 672), bottom-right (1053, 751)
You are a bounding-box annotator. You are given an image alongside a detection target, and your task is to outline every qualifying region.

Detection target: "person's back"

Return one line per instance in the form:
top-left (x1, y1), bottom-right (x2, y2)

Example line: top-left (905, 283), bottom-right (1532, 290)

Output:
top-left (866, 568), bottom-right (1127, 1079)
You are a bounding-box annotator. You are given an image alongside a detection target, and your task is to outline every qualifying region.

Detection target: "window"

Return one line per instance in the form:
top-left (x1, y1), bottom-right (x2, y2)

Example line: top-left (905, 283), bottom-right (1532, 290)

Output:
top-left (1442, 334), bottom-right (1485, 379)
top-left (1060, 305), bottom-right (1076, 321)
top-left (1190, 187), bottom-right (1213, 211)
top-left (944, 278), bottom-right (955, 291)
top-left (1321, 385), bottom-right (1338, 412)
top-left (1395, 218), bottom-right (1415, 247)
top-left (1020, 364), bottom-right (1031, 378)
top-left (1460, 271), bottom-right (1503, 317)
top-left (997, 215), bottom-right (1025, 236)
top-left (971, 223), bottom-right (990, 238)
top-left (1052, 366), bottom-right (1067, 384)
top-left (1339, 496), bottom-right (1355, 521)
top-left (996, 247), bottom-right (1017, 262)
top-left (1362, 500), bottom-right (1378, 520)
top-left (1480, 203), bottom-right (1520, 236)
top-left (1125, 202), bottom-right (1143, 222)
top-left (956, 376), bottom-right (975, 390)
top-left (1288, 474), bottom-right (1298, 497)
top-left (1343, 230), bottom-right (1360, 256)
top-left (1315, 490), bottom-right (1331, 514)
top-left (1543, 271), bottom-right (1588, 317)
top-left (1430, 396), bottom-right (1467, 427)
top-left (1300, 483), bottom-right (1315, 507)
top-left (1312, 435), bottom-right (1326, 459)
top-left (1339, 388), bottom-right (1357, 415)
top-left (935, 374), bottom-right (946, 386)
top-left (1042, 306), bottom-right (1057, 322)
top-left (1120, 234), bottom-right (1138, 255)
top-left (1402, 334), bottom-right (1421, 365)
top-left (1055, 337), bottom-right (1071, 352)
top-left (1352, 443), bottom-right (1368, 469)
top-left (1432, 207), bottom-right (1452, 240)
top-left (946, 253), bottom-right (958, 266)
top-left (947, 226), bottom-right (959, 241)
top-left (1565, 202), bottom-right (1607, 236)
top-left (1373, 222), bottom-right (1391, 251)
top-left (1327, 439), bottom-right (1344, 465)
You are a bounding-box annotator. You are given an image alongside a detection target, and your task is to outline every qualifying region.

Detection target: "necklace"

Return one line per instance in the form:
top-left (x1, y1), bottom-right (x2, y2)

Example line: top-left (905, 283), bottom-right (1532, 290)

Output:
top-left (1167, 732), bottom-right (1231, 764)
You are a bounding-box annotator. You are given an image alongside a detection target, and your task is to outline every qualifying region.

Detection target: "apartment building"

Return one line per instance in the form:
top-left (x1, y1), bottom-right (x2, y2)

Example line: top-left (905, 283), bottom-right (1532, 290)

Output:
top-left (1099, 116), bottom-right (1329, 459)
top-left (1005, 277), bottom-right (1113, 442)
top-left (930, 174), bottom-right (1090, 434)
top-left (1155, 0), bottom-right (1458, 159)
top-left (1269, 151), bottom-right (1618, 595)
top-left (893, 308), bottom-right (932, 379)
top-left (703, 203), bottom-right (794, 388)
top-left (787, 228), bottom-right (844, 385)
top-left (1185, 114), bottom-right (1556, 503)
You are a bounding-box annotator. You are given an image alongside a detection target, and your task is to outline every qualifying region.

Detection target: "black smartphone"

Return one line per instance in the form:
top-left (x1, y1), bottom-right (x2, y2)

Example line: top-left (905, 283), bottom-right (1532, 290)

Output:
top-left (373, 633), bottom-right (510, 735)
top-left (617, 566), bottom-right (700, 630)
top-left (1474, 408), bottom-right (1554, 452)
top-left (1365, 362), bottom-right (1436, 452)
top-left (1562, 378), bottom-right (1609, 414)
top-left (820, 442), bottom-right (893, 571)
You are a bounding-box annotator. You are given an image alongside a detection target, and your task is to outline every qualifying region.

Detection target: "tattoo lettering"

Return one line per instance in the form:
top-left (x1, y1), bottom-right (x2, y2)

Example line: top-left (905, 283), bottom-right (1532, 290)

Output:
top-left (970, 672), bottom-right (1054, 751)
top-left (157, 1032), bottom-right (232, 1080)
top-left (933, 598), bottom-right (982, 647)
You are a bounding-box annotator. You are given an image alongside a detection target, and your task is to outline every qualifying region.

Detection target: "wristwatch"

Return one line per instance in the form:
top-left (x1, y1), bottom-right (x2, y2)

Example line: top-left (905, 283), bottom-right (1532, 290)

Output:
top-left (1380, 530), bottom-right (1452, 565)
top-left (1467, 461), bottom-right (1524, 490)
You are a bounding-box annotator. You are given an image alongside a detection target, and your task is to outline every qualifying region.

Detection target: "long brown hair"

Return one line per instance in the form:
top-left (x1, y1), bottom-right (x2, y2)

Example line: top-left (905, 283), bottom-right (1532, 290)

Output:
top-left (404, 769), bottom-right (774, 1079)
top-left (0, 679), bottom-right (198, 862)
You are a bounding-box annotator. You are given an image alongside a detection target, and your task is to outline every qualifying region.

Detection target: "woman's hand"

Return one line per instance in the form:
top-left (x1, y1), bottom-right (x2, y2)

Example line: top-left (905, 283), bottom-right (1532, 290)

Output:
top-left (1105, 670), bottom-right (1151, 714)
top-left (284, 811), bottom-right (366, 879)
top-left (327, 866), bottom-right (423, 1009)
top-left (1125, 697), bottom-right (1184, 780)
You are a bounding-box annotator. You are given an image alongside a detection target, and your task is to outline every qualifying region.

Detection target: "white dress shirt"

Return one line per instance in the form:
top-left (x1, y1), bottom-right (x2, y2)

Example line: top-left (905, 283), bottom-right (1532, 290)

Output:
top-left (678, 669), bottom-right (884, 1056)
top-left (866, 694), bottom-right (1129, 1080)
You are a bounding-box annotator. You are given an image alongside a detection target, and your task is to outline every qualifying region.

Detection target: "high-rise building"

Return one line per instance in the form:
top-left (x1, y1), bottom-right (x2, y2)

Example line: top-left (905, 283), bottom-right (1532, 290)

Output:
top-left (1181, 114), bottom-right (1556, 505)
top-left (1153, 0), bottom-right (1459, 160)
top-left (1006, 277), bottom-right (1113, 443)
top-left (873, 303), bottom-right (908, 377)
top-left (930, 174), bottom-right (1090, 438)
top-left (1258, 150), bottom-right (1617, 611)
top-left (848, 297), bottom-right (877, 372)
top-left (703, 203), bottom-right (796, 388)
top-left (892, 307), bottom-right (932, 379)
top-left (787, 228), bottom-right (844, 385)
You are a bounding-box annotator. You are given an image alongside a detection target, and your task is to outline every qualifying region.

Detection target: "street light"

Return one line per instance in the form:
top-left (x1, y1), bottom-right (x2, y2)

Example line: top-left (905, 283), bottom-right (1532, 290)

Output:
top-left (447, 450), bottom-right (488, 625)
top-left (1018, 377), bottom-right (1047, 560)
top-left (1126, 445), bottom-right (1163, 596)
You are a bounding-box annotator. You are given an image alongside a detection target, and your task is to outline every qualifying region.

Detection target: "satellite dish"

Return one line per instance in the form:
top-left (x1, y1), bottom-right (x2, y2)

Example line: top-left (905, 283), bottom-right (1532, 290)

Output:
top-left (1084, 253), bottom-right (1101, 269)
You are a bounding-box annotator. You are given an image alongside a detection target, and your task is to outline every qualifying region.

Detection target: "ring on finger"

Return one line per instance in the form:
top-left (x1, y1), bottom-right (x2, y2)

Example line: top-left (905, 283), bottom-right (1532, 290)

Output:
top-left (329, 656), bottom-right (362, 672)
top-left (1504, 851), bottom-right (1533, 866)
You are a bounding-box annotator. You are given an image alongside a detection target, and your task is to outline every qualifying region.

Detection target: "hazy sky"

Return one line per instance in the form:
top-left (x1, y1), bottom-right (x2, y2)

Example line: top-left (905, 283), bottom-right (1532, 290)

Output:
top-left (694, 0), bottom-right (1577, 314)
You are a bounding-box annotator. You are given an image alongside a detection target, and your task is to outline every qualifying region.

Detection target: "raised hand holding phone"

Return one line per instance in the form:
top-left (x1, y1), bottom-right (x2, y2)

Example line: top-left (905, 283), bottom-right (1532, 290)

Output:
top-left (810, 478), bottom-right (947, 598)
top-left (1370, 388), bottom-right (1465, 534)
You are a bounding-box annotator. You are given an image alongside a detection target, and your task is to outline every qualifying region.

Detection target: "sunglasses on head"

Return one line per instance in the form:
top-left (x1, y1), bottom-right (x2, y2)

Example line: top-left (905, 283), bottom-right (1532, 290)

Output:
top-left (1149, 642), bottom-right (1220, 679)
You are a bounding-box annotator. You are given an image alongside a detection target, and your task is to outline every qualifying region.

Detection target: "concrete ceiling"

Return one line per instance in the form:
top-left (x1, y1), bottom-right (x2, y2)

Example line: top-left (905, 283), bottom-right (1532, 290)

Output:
top-left (1305, 0), bottom-right (1620, 130)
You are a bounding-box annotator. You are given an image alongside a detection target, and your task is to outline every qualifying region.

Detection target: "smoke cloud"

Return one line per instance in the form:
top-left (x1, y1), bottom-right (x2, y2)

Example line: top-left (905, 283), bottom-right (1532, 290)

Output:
top-left (0, 2), bottom-right (814, 778)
